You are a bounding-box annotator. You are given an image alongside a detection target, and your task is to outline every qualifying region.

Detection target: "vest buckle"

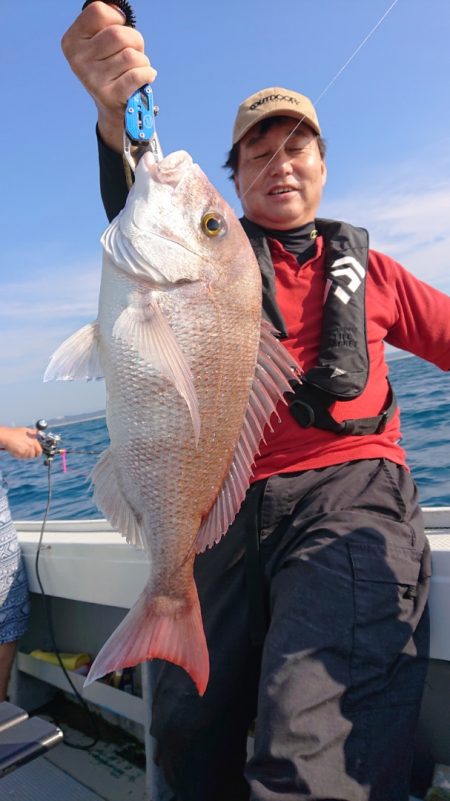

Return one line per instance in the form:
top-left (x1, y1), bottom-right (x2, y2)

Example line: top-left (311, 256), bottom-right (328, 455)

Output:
top-left (376, 410), bottom-right (389, 434)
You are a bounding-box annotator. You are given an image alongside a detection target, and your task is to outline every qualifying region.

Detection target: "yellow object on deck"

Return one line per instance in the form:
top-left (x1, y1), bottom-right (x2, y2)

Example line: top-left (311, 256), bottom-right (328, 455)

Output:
top-left (30, 650), bottom-right (91, 671)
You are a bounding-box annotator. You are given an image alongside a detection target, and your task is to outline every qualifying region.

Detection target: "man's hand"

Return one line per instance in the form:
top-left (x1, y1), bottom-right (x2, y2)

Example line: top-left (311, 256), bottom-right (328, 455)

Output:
top-left (0, 427), bottom-right (43, 460)
top-left (61, 2), bottom-right (157, 153)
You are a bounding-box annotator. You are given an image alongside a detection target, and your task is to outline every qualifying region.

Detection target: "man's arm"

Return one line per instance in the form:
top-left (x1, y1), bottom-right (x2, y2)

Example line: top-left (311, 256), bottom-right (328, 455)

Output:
top-left (96, 126), bottom-right (130, 221)
top-left (61, 2), bottom-right (157, 220)
top-left (375, 251), bottom-right (450, 371)
top-left (61, 1), bottom-right (157, 153)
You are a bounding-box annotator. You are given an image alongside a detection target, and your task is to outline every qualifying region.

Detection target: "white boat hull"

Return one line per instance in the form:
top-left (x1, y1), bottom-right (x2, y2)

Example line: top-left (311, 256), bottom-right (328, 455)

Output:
top-left (15, 509), bottom-right (450, 660)
top-left (11, 508), bottom-right (450, 797)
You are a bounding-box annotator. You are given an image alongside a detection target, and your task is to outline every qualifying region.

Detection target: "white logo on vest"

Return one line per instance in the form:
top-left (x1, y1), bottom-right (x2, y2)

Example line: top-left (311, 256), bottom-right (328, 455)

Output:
top-left (329, 256), bottom-right (366, 305)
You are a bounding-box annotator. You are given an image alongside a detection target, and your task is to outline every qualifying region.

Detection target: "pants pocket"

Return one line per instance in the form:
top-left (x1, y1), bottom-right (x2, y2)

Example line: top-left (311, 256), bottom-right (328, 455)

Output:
top-left (347, 540), bottom-right (430, 708)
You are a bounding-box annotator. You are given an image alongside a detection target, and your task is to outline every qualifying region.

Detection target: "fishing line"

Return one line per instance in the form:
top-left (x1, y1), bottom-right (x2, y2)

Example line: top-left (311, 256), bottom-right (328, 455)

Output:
top-left (241, 0), bottom-right (401, 200)
top-left (34, 461), bottom-right (101, 749)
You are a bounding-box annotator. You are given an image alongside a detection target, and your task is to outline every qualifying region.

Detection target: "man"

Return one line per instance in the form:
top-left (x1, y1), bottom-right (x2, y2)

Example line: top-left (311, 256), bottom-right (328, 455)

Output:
top-left (0, 425), bottom-right (42, 699)
top-left (61, 4), bottom-right (448, 800)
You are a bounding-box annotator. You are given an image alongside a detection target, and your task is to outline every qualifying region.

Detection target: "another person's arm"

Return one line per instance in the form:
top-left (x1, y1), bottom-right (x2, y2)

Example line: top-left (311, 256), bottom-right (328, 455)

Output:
top-left (0, 427), bottom-right (42, 459)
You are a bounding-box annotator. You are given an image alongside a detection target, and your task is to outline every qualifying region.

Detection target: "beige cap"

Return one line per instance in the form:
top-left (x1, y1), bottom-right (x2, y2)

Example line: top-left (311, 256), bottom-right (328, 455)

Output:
top-left (232, 87), bottom-right (321, 146)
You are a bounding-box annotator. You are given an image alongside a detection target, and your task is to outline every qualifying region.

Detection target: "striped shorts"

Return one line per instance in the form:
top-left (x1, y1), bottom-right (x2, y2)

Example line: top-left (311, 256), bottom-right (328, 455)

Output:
top-left (0, 484), bottom-right (30, 644)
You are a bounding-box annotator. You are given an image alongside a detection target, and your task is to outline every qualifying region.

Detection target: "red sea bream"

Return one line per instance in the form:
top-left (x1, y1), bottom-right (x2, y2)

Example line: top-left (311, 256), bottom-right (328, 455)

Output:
top-left (44, 150), bottom-right (299, 694)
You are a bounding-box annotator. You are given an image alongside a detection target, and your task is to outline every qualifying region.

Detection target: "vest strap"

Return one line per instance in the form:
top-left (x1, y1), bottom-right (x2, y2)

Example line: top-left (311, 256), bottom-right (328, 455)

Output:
top-left (289, 381), bottom-right (397, 436)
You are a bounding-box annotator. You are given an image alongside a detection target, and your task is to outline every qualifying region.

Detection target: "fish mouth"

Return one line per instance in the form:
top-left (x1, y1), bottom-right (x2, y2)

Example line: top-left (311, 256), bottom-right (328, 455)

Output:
top-left (141, 150), bottom-right (193, 187)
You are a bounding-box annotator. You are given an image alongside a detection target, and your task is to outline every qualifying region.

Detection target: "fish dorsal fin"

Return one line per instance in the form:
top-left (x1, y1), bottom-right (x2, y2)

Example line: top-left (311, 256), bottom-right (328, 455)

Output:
top-left (113, 295), bottom-right (200, 445)
top-left (91, 448), bottom-right (146, 550)
top-left (195, 320), bottom-right (299, 553)
top-left (43, 322), bottom-right (103, 382)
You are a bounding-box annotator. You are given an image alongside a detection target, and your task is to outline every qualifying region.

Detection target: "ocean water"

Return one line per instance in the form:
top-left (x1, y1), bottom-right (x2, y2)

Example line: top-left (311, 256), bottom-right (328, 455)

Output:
top-left (2, 353), bottom-right (450, 521)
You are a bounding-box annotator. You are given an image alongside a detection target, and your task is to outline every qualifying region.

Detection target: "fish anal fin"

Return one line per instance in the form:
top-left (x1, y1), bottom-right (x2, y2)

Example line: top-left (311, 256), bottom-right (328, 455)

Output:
top-left (91, 448), bottom-right (145, 549)
top-left (44, 322), bottom-right (103, 382)
top-left (112, 297), bottom-right (200, 444)
top-left (84, 583), bottom-right (209, 696)
top-left (195, 319), bottom-right (300, 554)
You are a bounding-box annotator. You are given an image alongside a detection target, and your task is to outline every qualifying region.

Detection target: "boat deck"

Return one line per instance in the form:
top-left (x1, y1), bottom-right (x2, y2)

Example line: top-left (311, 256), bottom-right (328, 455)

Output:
top-left (0, 729), bottom-right (422, 801)
top-left (0, 713), bottom-right (422, 801)
top-left (0, 702), bottom-right (147, 801)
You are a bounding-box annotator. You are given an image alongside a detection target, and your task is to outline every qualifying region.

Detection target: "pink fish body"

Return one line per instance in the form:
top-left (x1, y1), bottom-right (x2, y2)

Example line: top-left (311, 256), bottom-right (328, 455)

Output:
top-left (44, 150), bottom-right (298, 694)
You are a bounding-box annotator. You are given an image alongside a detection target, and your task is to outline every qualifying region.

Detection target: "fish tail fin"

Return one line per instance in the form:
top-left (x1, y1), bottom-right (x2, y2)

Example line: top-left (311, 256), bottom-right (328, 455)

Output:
top-left (84, 583), bottom-right (209, 696)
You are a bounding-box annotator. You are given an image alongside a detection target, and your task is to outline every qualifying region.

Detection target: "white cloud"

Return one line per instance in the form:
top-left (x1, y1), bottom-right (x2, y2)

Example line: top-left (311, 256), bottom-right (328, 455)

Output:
top-left (0, 256), bottom-right (102, 390)
top-left (321, 139), bottom-right (450, 291)
top-left (0, 261), bottom-right (101, 324)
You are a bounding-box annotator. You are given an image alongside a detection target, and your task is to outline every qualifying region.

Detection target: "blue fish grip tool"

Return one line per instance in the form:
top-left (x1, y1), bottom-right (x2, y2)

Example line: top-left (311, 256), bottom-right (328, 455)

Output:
top-left (123, 84), bottom-right (163, 173)
top-left (81, 0), bottom-right (163, 175)
top-left (125, 84), bottom-right (156, 144)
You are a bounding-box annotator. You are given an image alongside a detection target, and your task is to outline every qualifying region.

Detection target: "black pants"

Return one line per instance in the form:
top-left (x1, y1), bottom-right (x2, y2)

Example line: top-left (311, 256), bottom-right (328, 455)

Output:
top-left (151, 459), bottom-right (431, 801)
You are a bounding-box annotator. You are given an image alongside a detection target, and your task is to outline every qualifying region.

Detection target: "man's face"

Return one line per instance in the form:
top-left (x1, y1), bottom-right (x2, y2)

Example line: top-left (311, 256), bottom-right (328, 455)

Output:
top-left (234, 118), bottom-right (326, 230)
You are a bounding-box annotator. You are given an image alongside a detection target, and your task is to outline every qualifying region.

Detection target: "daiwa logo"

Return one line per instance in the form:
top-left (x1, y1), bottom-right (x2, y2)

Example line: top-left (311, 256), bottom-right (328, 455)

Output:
top-left (330, 257), bottom-right (365, 305)
top-left (250, 94), bottom-right (301, 110)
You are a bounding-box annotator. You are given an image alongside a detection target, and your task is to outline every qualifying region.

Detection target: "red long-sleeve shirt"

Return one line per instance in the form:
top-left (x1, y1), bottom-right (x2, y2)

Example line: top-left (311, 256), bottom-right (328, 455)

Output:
top-left (252, 235), bottom-right (450, 480)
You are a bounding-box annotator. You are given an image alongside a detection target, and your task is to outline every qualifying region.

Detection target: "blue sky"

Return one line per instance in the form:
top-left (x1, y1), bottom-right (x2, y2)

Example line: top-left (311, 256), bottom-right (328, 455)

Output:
top-left (1, 0), bottom-right (449, 425)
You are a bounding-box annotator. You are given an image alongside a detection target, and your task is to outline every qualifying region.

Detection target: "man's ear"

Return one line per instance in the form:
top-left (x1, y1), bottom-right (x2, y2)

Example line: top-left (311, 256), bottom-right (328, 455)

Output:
top-left (233, 174), bottom-right (241, 198)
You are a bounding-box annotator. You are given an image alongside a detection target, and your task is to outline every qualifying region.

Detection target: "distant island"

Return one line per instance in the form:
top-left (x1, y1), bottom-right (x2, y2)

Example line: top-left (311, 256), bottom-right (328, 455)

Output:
top-left (46, 410), bottom-right (106, 427)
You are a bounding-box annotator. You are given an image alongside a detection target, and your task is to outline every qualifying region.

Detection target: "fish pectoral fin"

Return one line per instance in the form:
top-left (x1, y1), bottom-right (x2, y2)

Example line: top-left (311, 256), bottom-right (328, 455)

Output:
top-left (112, 300), bottom-right (201, 445)
top-left (44, 322), bottom-right (104, 382)
top-left (84, 583), bottom-right (209, 696)
top-left (195, 319), bottom-right (300, 553)
top-left (91, 448), bottom-right (146, 549)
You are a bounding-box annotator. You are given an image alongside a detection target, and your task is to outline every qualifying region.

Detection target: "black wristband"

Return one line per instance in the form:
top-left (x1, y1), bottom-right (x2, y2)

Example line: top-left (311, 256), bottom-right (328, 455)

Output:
top-left (81, 0), bottom-right (136, 27)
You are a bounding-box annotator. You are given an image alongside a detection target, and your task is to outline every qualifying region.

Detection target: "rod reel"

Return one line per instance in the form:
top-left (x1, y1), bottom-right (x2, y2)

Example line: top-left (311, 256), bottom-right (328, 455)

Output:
top-left (35, 419), bottom-right (63, 465)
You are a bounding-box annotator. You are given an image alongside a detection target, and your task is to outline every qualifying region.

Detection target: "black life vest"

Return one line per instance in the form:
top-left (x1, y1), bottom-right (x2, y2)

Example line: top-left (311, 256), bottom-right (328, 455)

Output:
top-left (241, 217), bottom-right (397, 436)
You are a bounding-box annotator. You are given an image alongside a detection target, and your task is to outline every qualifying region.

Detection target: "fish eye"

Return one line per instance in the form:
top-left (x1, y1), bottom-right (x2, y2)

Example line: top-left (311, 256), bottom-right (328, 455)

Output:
top-left (201, 212), bottom-right (226, 238)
